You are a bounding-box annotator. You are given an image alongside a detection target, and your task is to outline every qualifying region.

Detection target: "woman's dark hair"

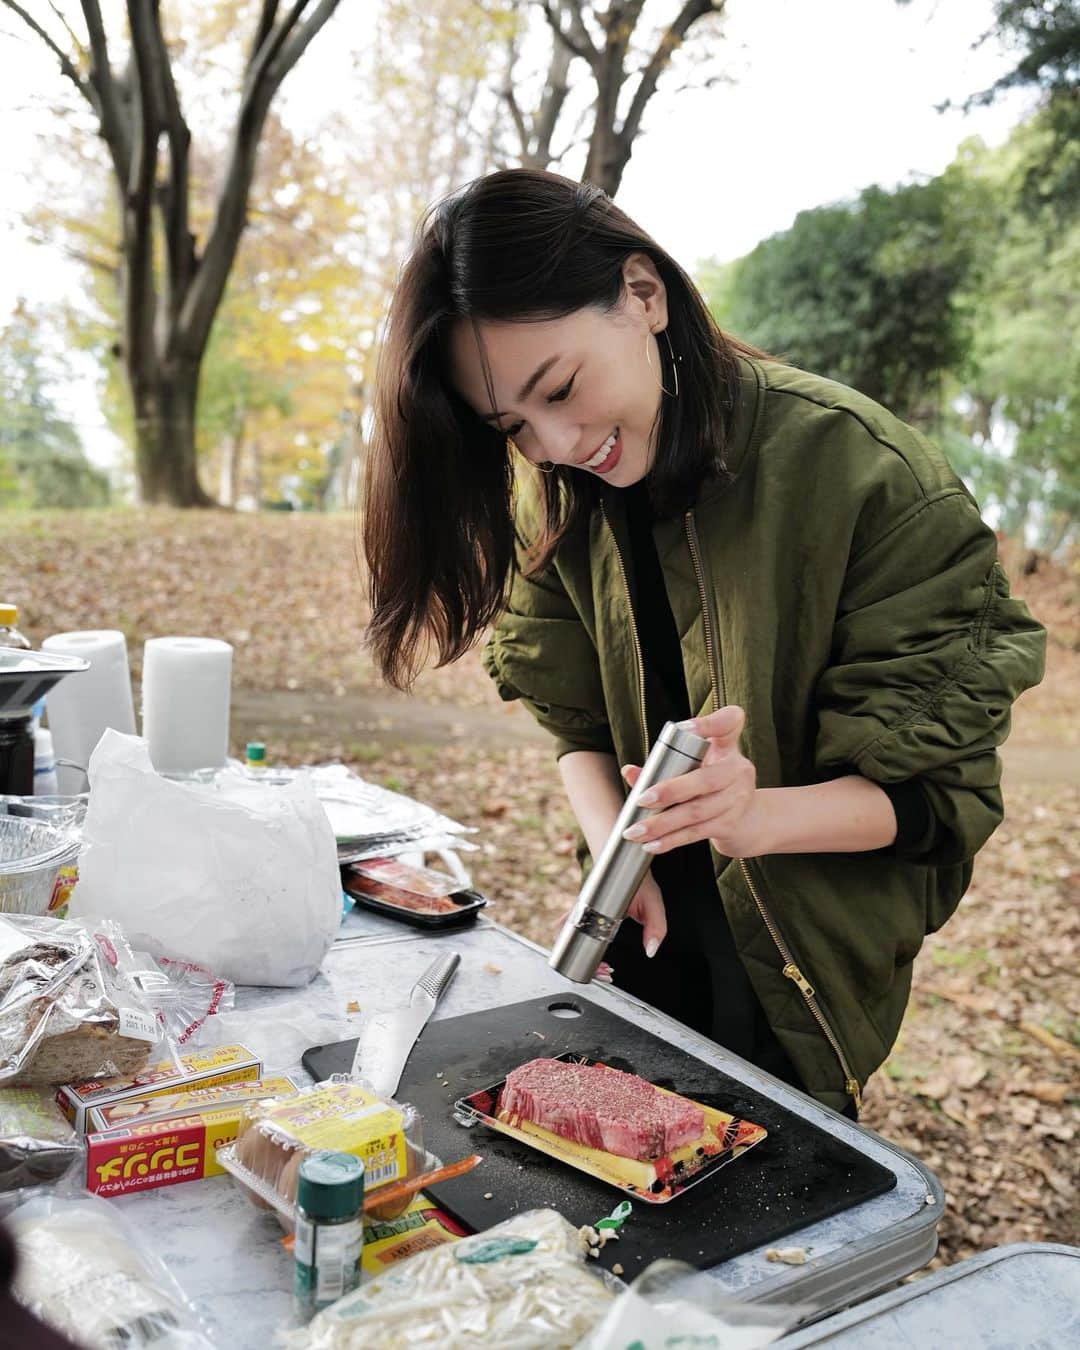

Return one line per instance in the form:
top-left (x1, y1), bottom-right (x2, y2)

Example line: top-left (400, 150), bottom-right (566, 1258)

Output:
top-left (364, 168), bottom-right (761, 689)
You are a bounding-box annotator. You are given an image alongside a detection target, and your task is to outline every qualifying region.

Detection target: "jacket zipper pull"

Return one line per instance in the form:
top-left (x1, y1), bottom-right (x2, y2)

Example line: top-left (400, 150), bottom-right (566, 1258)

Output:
top-left (782, 962), bottom-right (815, 999)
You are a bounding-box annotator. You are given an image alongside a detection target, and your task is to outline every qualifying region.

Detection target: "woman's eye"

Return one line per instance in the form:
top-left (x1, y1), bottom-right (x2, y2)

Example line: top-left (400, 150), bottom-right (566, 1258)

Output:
top-left (502, 374), bottom-right (575, 439)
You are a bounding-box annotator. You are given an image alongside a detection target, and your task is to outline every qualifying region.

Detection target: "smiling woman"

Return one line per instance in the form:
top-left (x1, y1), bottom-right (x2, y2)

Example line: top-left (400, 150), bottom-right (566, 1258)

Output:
top-left (363, 172), bottom-right (760, 692)
top-left (362, 168), bottom-right (1045, 1116)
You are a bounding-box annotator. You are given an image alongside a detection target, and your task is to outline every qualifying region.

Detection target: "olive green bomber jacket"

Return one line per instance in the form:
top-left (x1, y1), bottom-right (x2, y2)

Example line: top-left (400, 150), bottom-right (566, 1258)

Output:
top-left (481, 356), bottom-right (1047, 1113)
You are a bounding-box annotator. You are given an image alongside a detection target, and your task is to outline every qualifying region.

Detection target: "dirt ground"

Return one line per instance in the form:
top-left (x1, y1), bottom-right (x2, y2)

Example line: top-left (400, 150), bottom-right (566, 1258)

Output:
top-left (3, 511), bottom-right (1077, 1270)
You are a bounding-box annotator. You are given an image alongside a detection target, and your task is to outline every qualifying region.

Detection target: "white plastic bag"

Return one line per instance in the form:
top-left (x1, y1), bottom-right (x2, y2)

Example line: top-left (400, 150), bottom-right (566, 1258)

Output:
top-left (7, 1189), bottom-right (216, 1349)
top-left (69, 730), bottom-right (340, 987)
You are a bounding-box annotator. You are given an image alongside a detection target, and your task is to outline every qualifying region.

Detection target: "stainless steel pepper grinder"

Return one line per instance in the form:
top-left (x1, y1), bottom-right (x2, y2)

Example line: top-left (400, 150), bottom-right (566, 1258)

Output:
top-left (550, 720), bottom-right (709, 984)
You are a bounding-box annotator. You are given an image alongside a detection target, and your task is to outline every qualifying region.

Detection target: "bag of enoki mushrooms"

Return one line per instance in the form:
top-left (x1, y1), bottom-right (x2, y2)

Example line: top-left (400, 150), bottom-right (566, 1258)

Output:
top-left (283, 1207), bottom-right (618, 1349)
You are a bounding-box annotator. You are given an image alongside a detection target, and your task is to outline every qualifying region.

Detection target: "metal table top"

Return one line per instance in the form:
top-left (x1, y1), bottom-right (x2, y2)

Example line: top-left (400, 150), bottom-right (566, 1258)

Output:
top-left (112, 910), bottom-right (943, 1347)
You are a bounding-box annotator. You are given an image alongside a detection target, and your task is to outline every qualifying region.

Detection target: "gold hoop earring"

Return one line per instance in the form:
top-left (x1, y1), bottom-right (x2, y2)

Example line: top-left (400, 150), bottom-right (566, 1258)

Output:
top-left (645, 329), bottom-right (680, 399)
top-left (508, 436), bottom-right (554, 474)
top-left (664, 329), bottom-right (681, 399)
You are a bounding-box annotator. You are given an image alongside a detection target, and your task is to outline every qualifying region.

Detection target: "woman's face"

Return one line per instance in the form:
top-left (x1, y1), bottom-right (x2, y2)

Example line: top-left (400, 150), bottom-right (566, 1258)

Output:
top-left (447, 252), bottom-right (669, 488)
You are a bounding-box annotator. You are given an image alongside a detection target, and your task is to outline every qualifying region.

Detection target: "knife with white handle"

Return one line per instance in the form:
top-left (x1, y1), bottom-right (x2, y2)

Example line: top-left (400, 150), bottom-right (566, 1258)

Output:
top-left (349, 953), bottom-right (461, 1097)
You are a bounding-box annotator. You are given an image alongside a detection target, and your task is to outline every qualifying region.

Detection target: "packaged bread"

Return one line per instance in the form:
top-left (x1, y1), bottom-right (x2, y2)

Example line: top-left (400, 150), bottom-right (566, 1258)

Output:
top-left (0, 914), bottom-right (163, 1087)
top-left (220, 1077), bottom-right (436, 1227)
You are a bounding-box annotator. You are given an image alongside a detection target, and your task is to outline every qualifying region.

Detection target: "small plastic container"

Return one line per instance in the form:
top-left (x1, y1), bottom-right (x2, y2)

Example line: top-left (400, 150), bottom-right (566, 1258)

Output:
top-left (342, 856), bottom-right (487, 930)
top-left (217, 1077), bottom-right (439, 1233)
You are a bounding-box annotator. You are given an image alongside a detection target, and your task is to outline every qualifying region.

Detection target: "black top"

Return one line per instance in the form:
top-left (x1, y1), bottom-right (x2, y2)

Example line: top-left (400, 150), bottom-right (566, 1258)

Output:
top-left (610, 481), bottom-right (934, 1102)
top-left (612, 481), bottom-right (802, 1088)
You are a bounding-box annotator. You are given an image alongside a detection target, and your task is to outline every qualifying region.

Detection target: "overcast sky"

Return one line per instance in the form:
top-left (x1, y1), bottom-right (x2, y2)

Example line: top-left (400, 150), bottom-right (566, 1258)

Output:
top-left (0, 0), bottom-right (1035, 465)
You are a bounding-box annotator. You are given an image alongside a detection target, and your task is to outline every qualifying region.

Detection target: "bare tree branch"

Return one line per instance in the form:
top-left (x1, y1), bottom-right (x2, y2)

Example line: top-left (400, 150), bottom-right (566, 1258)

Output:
top-left (275, 0), bottom-right (342, 86)
top-left (79, 0), bottom-right (132, 181)
top-left (561, 0), bottom-right (602, 56)
top-left (531, 13), bottom-right (573, 164)
top-left (541, 0), bottom-right (597, 67)
top-left (123, 0), bottom-right (160, 371)
top-left (26, 225), bottom-right (117, 278)
top-left (620, 0), bottom-right (720, 152)
top-left (0, 0), bottom-right (92, 102)
top-left (501, 81), bottom-right (531, 158)
top-left (241, 0), bottom-right (310, 108)
top-left (144, 1), bottom-right (194, 331)
top-left (181, 0), bottom-right (342, 359)
top-left (250, 0), bottom-right (280, 61)
top-left (46, 1), bottom-right (88, 64)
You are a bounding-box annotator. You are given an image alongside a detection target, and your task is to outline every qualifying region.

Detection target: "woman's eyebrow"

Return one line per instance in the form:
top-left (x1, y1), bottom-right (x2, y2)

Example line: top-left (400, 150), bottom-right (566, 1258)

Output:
top-left (479, 354), bottom-right (562, 422)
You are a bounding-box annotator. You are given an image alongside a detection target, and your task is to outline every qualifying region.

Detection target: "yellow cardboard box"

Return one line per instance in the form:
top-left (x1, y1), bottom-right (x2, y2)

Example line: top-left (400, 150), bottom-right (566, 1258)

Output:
top-left (85, 1076), bottom-right (298, 1198)
top-left (57, 1043), bottom-right (261, 1133)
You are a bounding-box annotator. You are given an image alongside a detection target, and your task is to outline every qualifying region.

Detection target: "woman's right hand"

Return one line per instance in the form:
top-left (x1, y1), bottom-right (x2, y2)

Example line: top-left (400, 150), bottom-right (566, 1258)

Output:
top-left (550, 871), bottom-right (668, 983)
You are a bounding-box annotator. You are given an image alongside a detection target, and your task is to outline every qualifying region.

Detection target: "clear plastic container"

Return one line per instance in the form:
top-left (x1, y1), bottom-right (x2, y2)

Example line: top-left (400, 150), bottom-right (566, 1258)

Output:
top-left (217, 1077), bottom-right (438, 1232)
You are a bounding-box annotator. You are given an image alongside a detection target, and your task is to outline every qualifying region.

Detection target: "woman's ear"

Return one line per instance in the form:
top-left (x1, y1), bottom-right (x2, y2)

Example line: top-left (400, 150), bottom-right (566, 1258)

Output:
top-left (621, 251), bottom-right (668, 333)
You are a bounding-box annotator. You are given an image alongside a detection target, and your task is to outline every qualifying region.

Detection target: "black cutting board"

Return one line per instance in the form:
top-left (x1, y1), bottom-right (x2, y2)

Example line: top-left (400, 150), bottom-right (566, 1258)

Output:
top-left (302, 993), bottom-right (896, 1274)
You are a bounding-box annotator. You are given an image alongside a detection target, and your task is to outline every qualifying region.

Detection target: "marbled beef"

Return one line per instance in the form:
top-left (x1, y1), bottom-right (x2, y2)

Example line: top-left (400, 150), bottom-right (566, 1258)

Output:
top-left (499, 1058), bottom-right (703, 1161)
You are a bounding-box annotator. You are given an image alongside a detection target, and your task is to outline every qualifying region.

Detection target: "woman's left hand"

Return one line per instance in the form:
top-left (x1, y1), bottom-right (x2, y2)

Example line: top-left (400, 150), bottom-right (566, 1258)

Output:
top-left (620, 706), bottom-right (771, 859)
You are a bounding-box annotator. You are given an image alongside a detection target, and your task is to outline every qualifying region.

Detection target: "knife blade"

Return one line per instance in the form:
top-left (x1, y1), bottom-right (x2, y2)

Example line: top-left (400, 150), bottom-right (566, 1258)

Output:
top-left (349, 953), bottom-right (460, 1097)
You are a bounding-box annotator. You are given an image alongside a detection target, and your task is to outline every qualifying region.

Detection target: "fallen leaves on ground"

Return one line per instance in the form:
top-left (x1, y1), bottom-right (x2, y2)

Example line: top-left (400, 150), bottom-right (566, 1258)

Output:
top-left (5, 510), bottom-right (1078, 1272)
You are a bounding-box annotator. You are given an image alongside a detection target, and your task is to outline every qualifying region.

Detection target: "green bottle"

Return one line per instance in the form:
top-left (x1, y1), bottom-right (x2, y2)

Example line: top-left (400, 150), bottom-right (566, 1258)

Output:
top-left (294, 1151), bottom-right (365, 1318)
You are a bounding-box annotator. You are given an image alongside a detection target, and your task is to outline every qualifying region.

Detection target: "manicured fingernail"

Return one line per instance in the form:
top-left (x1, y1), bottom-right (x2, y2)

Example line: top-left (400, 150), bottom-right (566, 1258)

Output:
top-left (595, 971), bottom-right (613, 984)
top-left (622, 823), bottom-right (647, 841)
top-left (597, 962), bottom-right (613, 976)
top-left (637, 790), bottom-right (659, 808)
top-left (641, 840), bottom-right (662, 854)
top-left (645, 937), bottom-right (660, 959)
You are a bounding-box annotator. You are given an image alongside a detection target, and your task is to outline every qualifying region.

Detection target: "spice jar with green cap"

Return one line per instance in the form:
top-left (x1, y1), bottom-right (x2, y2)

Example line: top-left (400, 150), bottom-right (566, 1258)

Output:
top-left (294, 1150), bottom-right (365, 1317)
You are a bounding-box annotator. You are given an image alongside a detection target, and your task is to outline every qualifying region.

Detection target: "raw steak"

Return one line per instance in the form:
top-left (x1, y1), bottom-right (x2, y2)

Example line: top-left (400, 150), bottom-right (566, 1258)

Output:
top-left (499, 1058), bottom-right (704, 1161)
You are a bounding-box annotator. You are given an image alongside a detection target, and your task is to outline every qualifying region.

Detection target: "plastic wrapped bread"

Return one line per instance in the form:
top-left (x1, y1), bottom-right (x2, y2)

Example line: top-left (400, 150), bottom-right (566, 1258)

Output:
top-left (0, 915), bottom-right (162, 1086)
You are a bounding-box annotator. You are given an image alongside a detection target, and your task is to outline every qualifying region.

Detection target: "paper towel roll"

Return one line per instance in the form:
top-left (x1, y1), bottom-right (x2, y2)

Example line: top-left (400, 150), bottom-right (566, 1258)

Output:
top-left (142, 636), bottom-right (233, 775)
top-left (41, 630), bottom-right (136, 793)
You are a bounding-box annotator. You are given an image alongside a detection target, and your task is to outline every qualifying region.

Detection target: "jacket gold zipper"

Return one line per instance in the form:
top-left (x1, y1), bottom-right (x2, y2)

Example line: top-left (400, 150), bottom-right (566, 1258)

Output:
top-left (601, 500), bottom-right (649, 760)
top-left (684, 511), bottom-right (862, 1110)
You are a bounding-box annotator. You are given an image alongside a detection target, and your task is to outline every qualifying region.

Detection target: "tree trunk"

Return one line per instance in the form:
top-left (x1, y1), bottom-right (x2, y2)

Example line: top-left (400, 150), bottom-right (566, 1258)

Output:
top-left (219, 431), bottom-right (243, 508)
top-left (132, 367), bottom-right (214, 507)
top-left (248, 437), bottom-right (263, 510)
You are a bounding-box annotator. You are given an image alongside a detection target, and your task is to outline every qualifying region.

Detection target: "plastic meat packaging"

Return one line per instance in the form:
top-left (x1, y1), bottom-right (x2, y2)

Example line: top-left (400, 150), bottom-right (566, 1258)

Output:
top-left (218, 1076), bottom-right (437, 1229)
top-left (0, 913), bottom-right (165, 1086)
top-left (7, 1190), bottom-right (215, 1349)
top-left (0, 1087), bottom-right (83, 1191)
top-left (69, 730), bottom-right (341, 987)
top-left (283, 1208), bottom-right (616, 1349)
